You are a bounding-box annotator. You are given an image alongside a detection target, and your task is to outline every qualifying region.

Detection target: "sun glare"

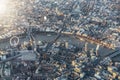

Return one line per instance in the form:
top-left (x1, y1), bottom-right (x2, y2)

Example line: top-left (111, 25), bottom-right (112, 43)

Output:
top-left (0, 0), bottom-right (8, 14)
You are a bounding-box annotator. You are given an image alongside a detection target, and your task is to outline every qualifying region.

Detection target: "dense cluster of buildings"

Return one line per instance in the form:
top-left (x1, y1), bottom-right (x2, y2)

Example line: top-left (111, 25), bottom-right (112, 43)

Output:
top-left (14, 0), bottom-right (120, 46)
top-left (0, 0), bottom-right (120, 80)
top-left (0, 40), bottom-right (120, 80)
top-left (0, 0), bottom-right (120, 46)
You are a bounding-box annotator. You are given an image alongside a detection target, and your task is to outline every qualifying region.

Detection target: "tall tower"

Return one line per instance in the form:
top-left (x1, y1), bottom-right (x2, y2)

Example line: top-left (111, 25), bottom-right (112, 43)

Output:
top-left (96, 45), bottom-right (100, 56)
top-left (65, 41), bottom-right (69, 49)
top-left (84, 42), bottom-right (88, 52)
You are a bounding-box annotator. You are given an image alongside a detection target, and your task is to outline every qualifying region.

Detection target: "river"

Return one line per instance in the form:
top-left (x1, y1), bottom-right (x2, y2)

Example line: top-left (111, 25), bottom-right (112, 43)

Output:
top-left (0, 32), bottom-right (119, 61)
